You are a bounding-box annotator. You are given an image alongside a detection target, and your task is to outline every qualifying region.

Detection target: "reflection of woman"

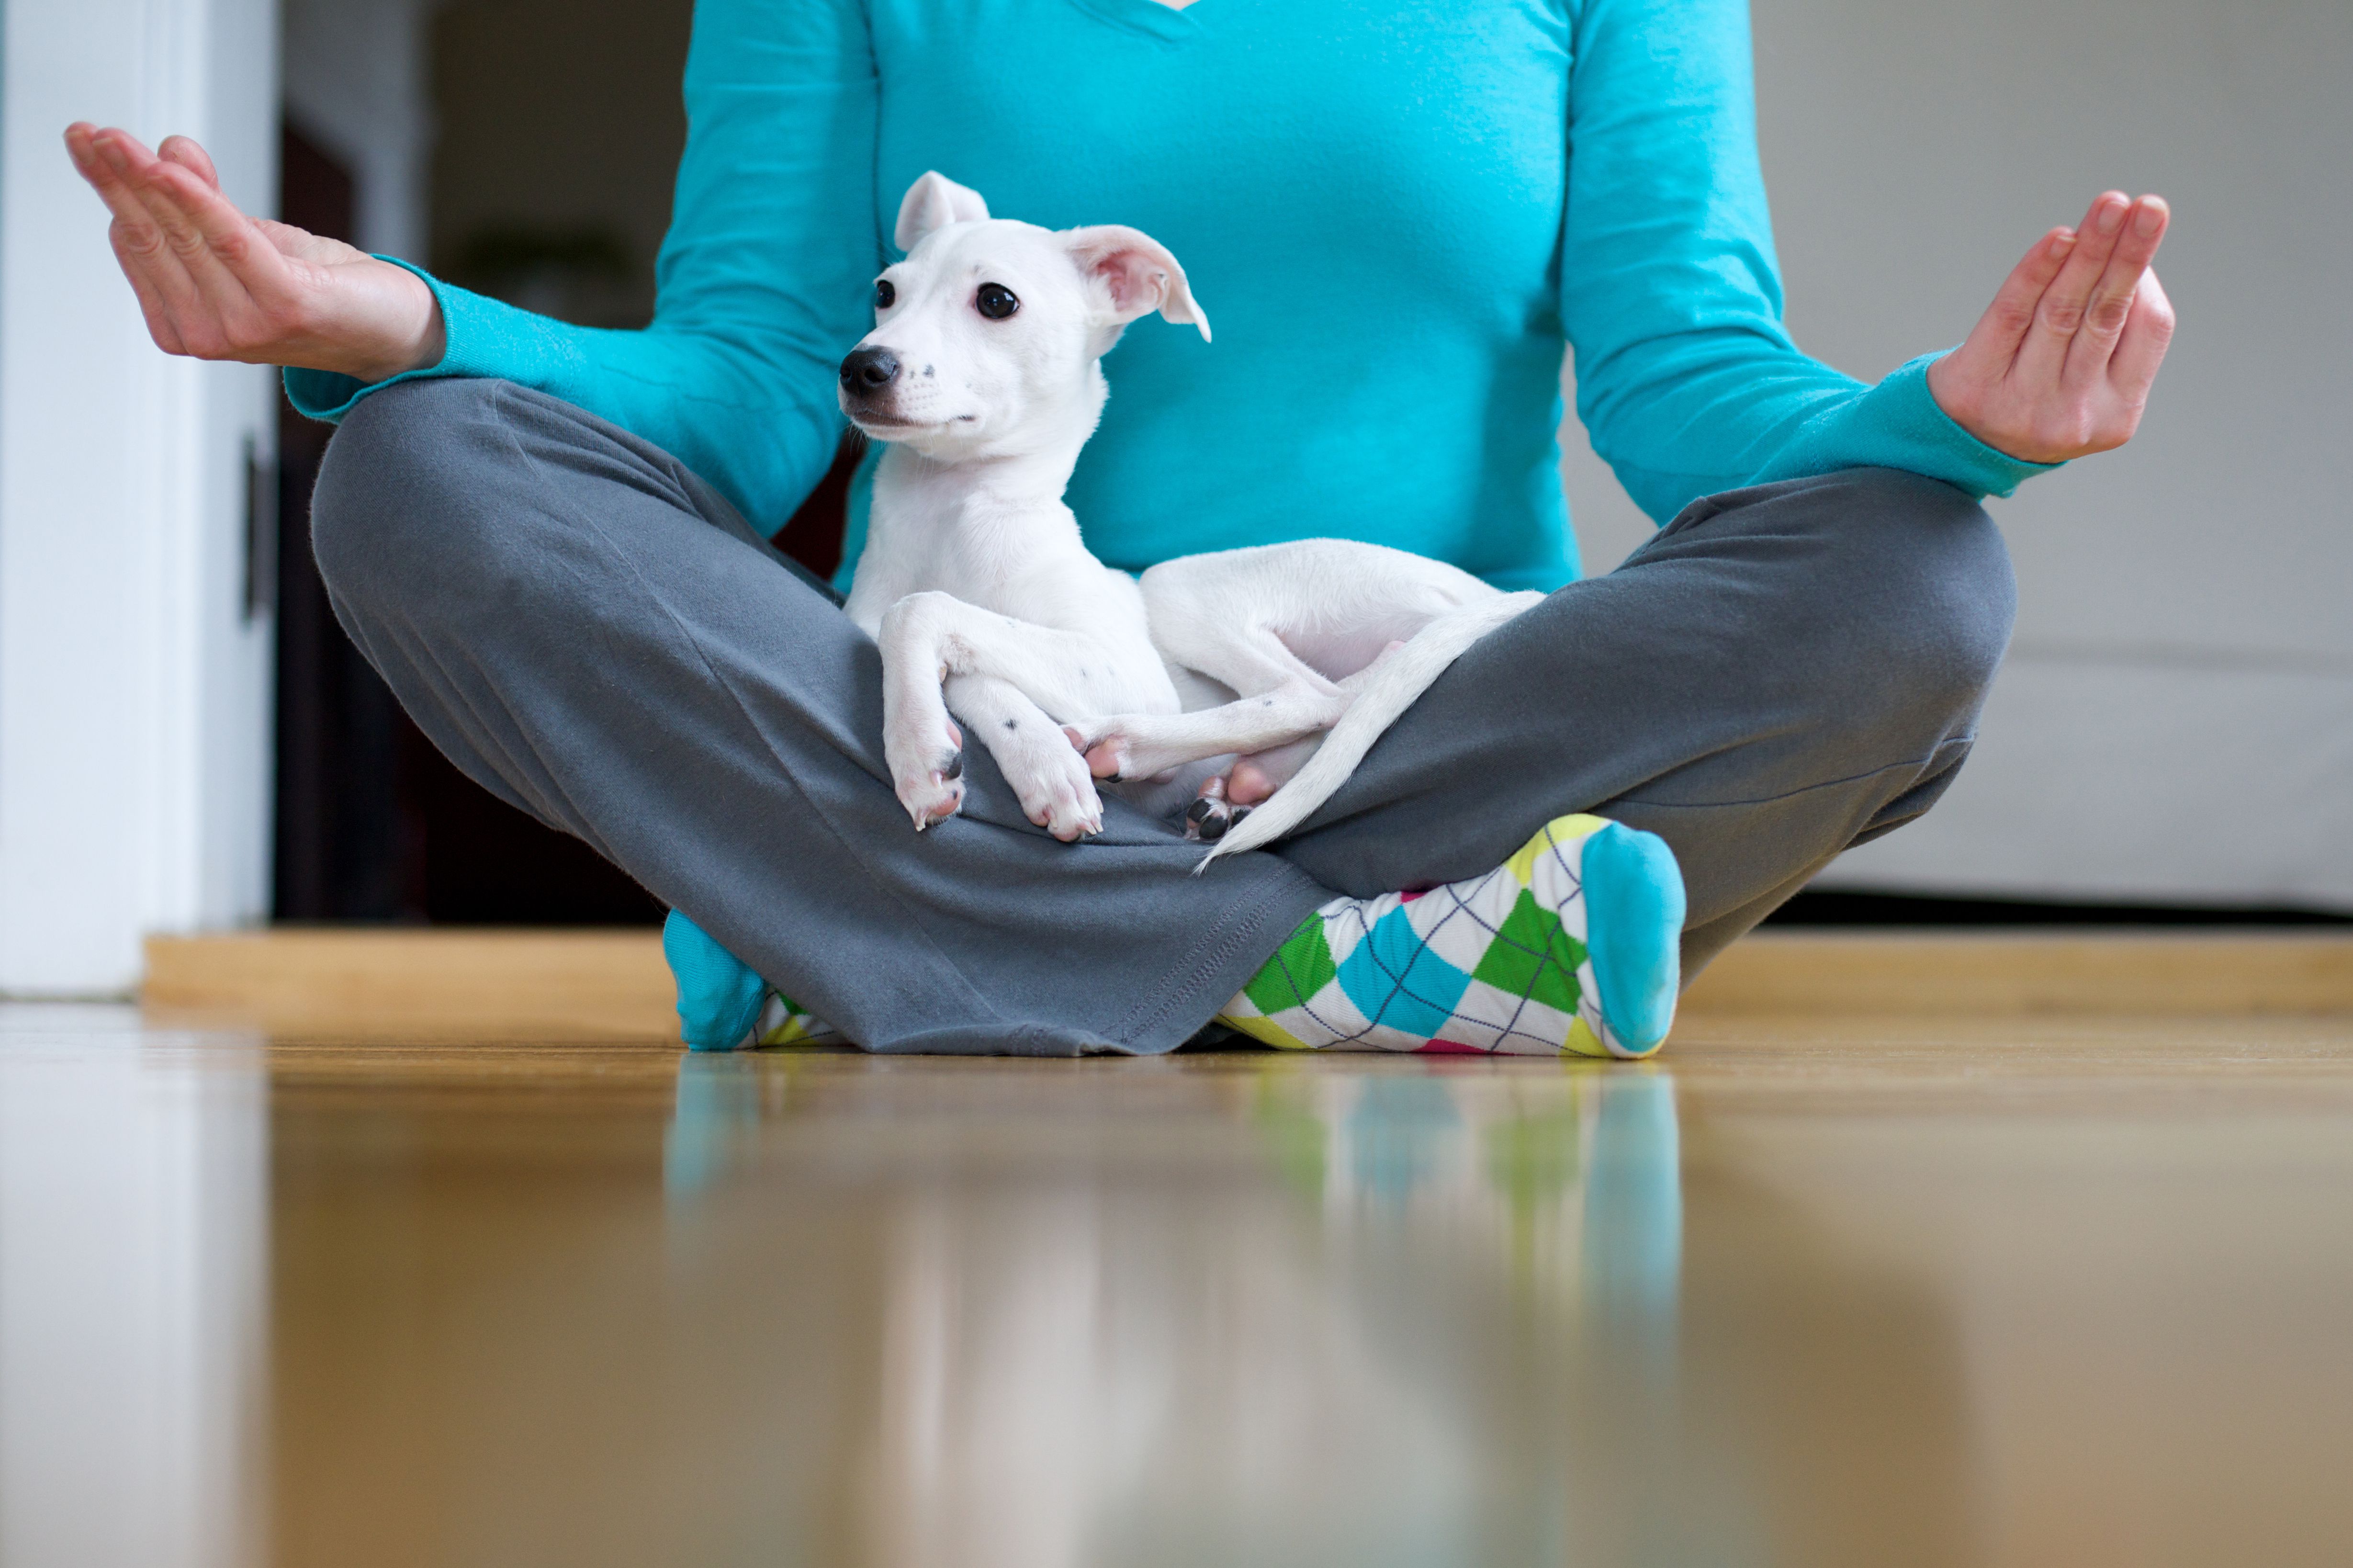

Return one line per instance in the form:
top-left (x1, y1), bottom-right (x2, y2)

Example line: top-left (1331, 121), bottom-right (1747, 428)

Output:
top-left (66, 0), bottom-right (2172, 1056)
top-left (655, 1055), bottom-right (1692, 1564)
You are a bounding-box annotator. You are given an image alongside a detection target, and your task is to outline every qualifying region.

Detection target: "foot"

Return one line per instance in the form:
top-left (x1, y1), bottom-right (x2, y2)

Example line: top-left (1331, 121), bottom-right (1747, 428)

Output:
top-left (996, 723), bottom-right (1105, 841)
top-left (664, 910), bottom-right (839, 1050)
top-left (1215, 814), bottom-right (1684, 1058)
top-left (1181, 736), bottom-right (1324, 840)
top-left (1183, 774), bottom-right (1252, 843)
top-left (1068, 717), bottom-right (1192, 784)
top-left (665, 910), bottom-right (766, 1050)
top-left (885, 711), bottom-right (966, 831)
top-left (750, 989), bottom-right (839, 1047)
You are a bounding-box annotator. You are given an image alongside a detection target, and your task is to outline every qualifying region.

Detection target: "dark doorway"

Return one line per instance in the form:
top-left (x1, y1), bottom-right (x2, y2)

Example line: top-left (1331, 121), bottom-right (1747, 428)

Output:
top-left (271, 95), bottom-right (860, 926)
top-left (274, 121), bottom-right (670, 925)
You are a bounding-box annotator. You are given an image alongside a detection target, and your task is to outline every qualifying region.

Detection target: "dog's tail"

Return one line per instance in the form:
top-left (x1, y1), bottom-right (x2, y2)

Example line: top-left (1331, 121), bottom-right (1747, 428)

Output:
top-left (1199, 592), bottom-right (1543, 866)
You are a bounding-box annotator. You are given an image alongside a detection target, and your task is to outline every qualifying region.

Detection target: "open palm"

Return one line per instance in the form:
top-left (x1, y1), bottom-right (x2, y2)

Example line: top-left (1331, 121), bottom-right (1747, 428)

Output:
top-left (64, 122), bottom-right (442, 383)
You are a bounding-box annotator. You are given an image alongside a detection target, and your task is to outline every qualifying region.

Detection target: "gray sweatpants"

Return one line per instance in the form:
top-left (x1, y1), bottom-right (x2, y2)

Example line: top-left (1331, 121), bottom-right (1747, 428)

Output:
top-left (311, 378), bottom-right (2015, 1055)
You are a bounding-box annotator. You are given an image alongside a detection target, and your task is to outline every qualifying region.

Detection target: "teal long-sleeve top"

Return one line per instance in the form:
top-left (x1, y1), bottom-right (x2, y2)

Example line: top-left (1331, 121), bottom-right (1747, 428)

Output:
top-left (287, 0), bottom-right (2051, 591)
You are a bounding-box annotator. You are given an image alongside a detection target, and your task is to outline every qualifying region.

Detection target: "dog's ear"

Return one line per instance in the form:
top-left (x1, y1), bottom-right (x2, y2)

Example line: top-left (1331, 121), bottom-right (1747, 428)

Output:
top-left (894, 172), bottom-right (991, 252)
top-left (1062, 226), bottom-right (1213, 343)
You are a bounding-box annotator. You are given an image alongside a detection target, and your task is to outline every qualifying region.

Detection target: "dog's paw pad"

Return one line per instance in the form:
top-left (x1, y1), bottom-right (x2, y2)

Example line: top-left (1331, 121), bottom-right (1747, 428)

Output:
top-left (1185, 796), bottom-right (1250, 843)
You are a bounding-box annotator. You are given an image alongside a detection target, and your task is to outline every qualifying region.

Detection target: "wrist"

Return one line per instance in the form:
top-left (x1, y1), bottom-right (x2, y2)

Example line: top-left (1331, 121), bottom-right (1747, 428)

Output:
top-left (334, 261), bottom-right (446, 384)
top-left (1925, 350), bottom-right (2027, 461)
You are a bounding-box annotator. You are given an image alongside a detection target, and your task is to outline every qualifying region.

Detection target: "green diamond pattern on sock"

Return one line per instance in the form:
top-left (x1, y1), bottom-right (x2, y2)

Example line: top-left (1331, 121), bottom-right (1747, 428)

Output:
top-left (1471, 889), bottom-right (1587, 1017)
top-left (1217, 813), bottom-right (1680, 1058)
top-left (1244, 916), bottom-right (1338, 1016)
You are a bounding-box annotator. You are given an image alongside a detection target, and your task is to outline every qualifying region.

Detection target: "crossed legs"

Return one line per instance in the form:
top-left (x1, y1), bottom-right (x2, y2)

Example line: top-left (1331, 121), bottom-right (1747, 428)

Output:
top-left (312, 378), bottom-right (2013, 1050)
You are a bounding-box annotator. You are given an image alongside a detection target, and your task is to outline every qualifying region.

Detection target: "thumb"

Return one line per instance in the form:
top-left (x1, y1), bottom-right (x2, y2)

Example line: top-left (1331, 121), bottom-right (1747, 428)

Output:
top-left (255, 217), bottom-right (354, 265)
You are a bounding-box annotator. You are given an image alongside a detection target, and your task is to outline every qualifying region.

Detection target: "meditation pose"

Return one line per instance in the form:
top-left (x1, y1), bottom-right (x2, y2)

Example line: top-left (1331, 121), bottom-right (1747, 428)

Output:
top-left (67, 0), bottom-right (2173, 1057)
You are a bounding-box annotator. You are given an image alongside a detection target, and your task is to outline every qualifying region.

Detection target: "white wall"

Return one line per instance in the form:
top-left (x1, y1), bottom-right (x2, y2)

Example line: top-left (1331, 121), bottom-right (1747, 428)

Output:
top-left (0, 0), bottom-right (281, 993)
top-left (1566, 0), bottom-right (2353, 911)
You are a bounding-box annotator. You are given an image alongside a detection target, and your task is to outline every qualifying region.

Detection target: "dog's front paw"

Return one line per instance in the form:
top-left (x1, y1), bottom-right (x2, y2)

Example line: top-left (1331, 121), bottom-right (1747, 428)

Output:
top-left (887, 717), bottom-right (966, 832)
top-left (1006, 733), bottom-right (1104, 842)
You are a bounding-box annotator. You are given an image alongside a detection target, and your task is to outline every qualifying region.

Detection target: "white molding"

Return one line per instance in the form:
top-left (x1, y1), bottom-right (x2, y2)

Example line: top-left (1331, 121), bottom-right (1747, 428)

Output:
top-left (0, 0), bottom-right (280, 993)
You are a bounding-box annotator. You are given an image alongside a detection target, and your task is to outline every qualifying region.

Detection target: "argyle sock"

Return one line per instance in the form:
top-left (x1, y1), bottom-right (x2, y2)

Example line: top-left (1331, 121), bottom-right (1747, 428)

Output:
top-left (1216, 814), bottom-right (1684, 1058)
top-left (749, 988), bottom-right (838, 1048)
top-left (664, 909), bottom-right (837, 1051)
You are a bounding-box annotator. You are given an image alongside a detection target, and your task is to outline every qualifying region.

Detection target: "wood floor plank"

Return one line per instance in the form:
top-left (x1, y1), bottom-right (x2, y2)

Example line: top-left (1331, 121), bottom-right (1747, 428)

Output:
top-left (141, 926), bottom-right (2353, 1038)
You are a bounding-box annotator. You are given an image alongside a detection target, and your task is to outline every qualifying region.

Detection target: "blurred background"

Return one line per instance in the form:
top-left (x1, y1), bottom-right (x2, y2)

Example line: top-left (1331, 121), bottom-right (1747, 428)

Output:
top-left (0, 0), bottom-right (2346, 993)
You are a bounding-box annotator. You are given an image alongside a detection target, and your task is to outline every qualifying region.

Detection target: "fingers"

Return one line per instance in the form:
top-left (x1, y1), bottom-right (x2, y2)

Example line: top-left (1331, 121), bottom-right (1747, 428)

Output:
top-left (106, 228), bottom-right (190, 354)
top-left (66, 124), bottom-right (168, 242)
top-left (146, 159), bottom-right (262, 271)
top-left (2014, 191), bottom-right (2130, 386)
top-left (70, 126), bottom-right (212, 350)
top-left (158, 134), bottom-right (222, 190)
top-left (1961, 226), bottom-right (2077, 366)
top-left (146, 161), bottom-right (307, 355)
top-left (79, 124), bottom-right (298, 360)
top-left (2108, 268), bottom-right (2176, 402)
top-left (2064, 195), bottom-right (2169, 386)
top-left (111, 147), bottom-right (235, 337)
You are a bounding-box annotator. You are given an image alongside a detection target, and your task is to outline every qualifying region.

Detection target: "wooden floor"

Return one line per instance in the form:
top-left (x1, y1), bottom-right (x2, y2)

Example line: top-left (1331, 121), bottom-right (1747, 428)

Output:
top-left (8, 936), bottom-right (2352, 1567)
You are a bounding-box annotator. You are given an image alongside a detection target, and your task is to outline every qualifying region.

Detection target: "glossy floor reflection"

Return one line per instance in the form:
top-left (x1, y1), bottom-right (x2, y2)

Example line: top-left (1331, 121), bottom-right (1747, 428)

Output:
top-left (3, 1007), bottom-right (2352, 1567)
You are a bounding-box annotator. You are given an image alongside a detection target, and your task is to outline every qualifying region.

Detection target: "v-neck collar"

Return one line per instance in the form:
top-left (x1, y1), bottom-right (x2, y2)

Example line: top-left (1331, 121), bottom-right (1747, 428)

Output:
top-left (1067, 0), bottom-right (1209, 44)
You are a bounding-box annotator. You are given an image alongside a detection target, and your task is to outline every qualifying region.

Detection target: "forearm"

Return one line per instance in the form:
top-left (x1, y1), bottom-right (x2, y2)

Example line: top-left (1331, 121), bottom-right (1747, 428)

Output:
top-left (1561, 0), bottom-right (2052, 521)
top-left (284, 266), bottom-right (846, 533)
top-left (1578, 333), bottom-right (2054, 522)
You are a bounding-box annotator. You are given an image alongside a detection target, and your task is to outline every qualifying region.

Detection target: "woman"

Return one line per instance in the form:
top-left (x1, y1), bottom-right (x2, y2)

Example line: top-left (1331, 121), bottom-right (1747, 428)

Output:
top-left (66, 0), bottom-right (2172, 1058)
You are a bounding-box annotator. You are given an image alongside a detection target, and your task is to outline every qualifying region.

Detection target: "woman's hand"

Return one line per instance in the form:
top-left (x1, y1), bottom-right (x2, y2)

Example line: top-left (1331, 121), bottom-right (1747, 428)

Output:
top-left (64, 123), bottom-right (444, 384)
top-left (1928, 191), bottom-right (2175, 464)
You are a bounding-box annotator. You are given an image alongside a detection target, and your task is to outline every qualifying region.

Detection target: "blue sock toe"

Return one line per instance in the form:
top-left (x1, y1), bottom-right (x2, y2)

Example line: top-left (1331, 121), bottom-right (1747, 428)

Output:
top-left (1582, 823), bottom-right (1685, 1056)
top-left (663, 910), bottom-right (766, 1051)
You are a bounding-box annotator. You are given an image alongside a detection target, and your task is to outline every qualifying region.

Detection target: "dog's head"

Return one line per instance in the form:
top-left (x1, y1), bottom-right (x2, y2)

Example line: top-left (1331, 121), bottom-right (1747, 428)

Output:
top-left (838, 172), bottom-right (1211, 461)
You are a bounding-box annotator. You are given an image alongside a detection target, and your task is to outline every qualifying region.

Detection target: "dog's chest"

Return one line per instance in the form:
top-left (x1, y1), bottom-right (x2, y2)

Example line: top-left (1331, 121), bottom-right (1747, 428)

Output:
top-left (857, 496), bottom-right (1110, 627)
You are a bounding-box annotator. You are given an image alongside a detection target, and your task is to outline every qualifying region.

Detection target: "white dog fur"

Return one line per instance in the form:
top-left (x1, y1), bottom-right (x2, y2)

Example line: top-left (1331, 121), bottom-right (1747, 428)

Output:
top-left (839, 173), bottom-right (1541, 863)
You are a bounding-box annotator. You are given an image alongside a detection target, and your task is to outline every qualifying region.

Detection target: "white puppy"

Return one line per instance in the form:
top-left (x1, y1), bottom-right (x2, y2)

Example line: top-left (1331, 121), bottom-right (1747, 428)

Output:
top-left (841, 174), bottom-right (1541, 860)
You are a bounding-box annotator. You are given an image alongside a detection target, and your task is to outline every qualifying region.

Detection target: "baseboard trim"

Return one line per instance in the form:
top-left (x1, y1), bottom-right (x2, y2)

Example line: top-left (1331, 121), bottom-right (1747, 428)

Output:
top-left (140, 927), bottom-right (2353, 1040)
top-left (143, 928), bottom-right (677, 1040)
top-left (1688, 931), bottom-right (2353, 1016)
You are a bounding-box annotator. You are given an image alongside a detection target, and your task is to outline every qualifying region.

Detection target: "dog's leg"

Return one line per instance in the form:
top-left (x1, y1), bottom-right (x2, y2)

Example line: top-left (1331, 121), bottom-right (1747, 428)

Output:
top-left (879, 590), bottom-right (1167, 835)
top-left (944, 674), bottom-right (1105, 841)
top-left (1067, 680), bottom-right (1349, 783)
top-left (1203, 594), bottom-right (1545, 861)
top-left (1067, 620), bottom-right (1355, 779)
top-left (878, 598), bottom-right (982, 831)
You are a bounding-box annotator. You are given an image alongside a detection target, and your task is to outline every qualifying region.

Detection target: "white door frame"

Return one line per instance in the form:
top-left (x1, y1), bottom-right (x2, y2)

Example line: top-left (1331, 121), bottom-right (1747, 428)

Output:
top-left (0, 0), bottom-right (281, 994)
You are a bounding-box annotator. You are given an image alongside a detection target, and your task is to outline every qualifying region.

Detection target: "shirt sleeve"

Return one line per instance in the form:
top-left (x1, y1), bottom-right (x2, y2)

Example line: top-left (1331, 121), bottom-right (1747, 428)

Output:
top-left (283, 0), bottom-right (880, 537)
top-left (1558, 0), bottom-right (2055, 525)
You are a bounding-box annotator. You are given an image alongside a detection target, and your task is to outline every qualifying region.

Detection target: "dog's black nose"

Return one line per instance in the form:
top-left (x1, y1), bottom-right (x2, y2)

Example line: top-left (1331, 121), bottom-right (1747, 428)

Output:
top-left (840, 346), bottom-right (901, 393)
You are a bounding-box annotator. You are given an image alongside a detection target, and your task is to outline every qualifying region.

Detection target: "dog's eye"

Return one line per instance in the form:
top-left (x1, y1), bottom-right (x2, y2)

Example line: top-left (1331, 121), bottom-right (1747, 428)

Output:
top-left (975, 282), bottom-right (1020, 320)
top-left (874, 279), bottom-right (895, 310)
